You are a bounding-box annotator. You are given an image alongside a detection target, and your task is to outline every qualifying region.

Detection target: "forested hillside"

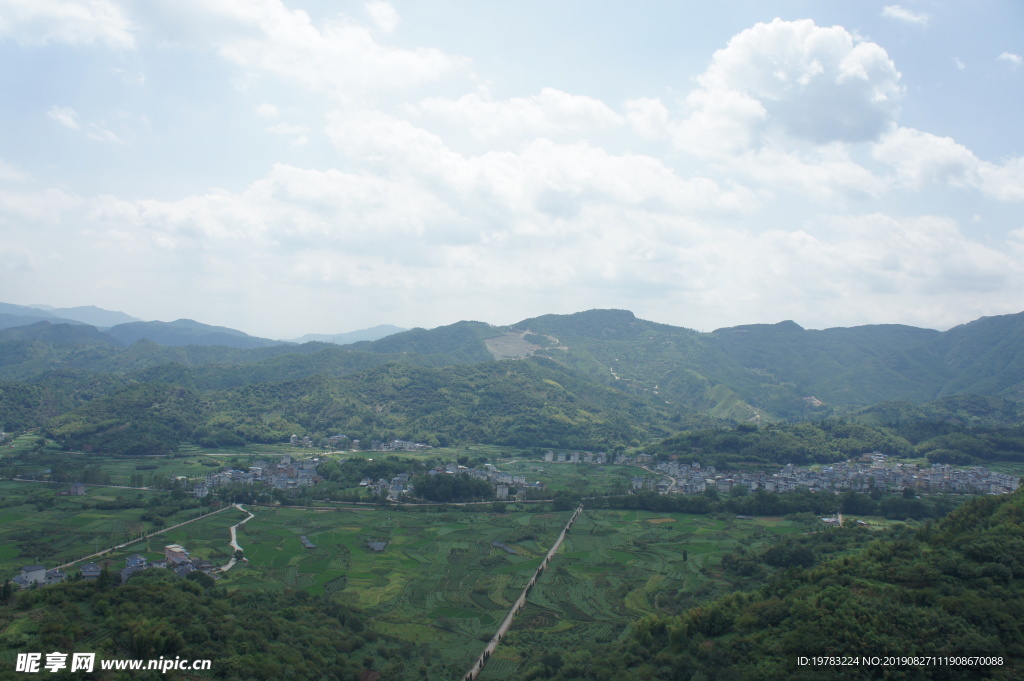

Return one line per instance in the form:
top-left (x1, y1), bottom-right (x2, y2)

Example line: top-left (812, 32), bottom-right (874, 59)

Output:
top-left (0, 569), bottom-right (417, 680)
top-left (36, 358), bottom-right (694, 453)
top-left (1, 308), bottom-right (1023, 454)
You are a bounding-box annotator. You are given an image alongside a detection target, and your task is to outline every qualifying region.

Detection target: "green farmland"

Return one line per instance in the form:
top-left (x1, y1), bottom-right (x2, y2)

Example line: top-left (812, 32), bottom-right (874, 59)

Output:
top-left (179, 504), bottom-right (798, 677)
top-left (217, 506), bottom-right (567, 676)
top-left (0, 480), bottom-right (219, 575)
top-left (479, 510), bottom-right (801, 679)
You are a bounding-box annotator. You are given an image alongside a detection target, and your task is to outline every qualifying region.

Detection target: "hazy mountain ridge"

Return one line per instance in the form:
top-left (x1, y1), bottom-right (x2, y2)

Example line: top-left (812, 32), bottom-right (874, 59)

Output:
top-left (0, 302), bottom-right (405, 351)
top-left (28, 304), bottom-right (141, 327)
top-left (285, 324), bottom-right (406, 344)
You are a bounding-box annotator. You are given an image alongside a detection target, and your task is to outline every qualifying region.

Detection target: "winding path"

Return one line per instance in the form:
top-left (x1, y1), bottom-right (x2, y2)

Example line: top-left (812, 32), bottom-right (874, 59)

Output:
top-left (219, 503), bottom-right (256, 572)
top-left (461, 505), bottom-right (584, 681)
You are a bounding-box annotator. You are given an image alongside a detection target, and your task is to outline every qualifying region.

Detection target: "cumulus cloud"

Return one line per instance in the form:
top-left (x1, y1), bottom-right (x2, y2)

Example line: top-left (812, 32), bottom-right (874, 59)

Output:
top-left (873, 127), bottom-right (1024, 200)
top-left (623, 98), bottom-right (670, 140)
top-left (325, 110), bottom-right (757, 220)
top-left (4, 10), bottom-right (1022, 335)
top-left (882, 5), bottom-right (929, 26)
top-left (0, 0), bottom-right (136, 48)
top-left (674, 18), bottom-right (902, 153)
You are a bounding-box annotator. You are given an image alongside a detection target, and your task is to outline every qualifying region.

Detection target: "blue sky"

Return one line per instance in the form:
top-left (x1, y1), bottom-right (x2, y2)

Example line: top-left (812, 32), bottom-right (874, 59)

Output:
top-left (0, 0), bottom-right (1021, 338)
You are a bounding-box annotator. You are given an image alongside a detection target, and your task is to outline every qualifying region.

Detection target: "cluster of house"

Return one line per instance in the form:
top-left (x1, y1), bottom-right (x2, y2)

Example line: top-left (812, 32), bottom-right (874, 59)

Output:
top-left (359, 471), bottom-right (415, 500)
top-left (461, 463), bottom-right (542, 499)
top-left (11, 544), bottom-right (215, 590)
top-left (369, 439), bottom-right (432, 452)
top-left (651, 453), bottom-right (1020, 496)
top-left (544, 450), bottom-right (611, 464)
top-left (193, 455), bottom-right (320, 497)
top-left (359, 462), bottom-right (545, 501)
top-left (11, 564), bottom-right (66, 589)
top-left (537, 448), bottom-right (1017, 496)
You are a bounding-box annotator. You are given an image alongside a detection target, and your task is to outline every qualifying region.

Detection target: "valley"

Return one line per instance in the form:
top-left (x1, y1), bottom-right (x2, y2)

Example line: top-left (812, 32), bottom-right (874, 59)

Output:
top-left (1, 305), bottom-right (1022, 679)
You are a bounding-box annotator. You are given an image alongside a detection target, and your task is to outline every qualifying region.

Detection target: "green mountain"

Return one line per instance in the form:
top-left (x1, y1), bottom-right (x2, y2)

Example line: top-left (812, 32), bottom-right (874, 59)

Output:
top-left (42, 357), bottom-right (688, 453)
top-left (3, 308), bottom-right (1024, 453)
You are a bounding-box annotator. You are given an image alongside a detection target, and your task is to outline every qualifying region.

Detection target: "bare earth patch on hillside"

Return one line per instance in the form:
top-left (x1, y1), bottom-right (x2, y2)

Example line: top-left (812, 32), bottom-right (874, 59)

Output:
top-left (485, 331), bottom-right (542, 359)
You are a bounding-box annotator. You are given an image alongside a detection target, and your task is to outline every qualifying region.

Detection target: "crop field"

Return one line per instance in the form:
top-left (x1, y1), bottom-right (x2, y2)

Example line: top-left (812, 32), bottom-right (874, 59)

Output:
top-left (145, 504), bottom-right (797, 678)
top-left (479, 510), bottom-right (800, 679)
top-left (0, 481), bottom-right (213, 574)
top-left (500, 460), bottom-right (656, 495)
top-left (209, 505), bottom-right (568, 675)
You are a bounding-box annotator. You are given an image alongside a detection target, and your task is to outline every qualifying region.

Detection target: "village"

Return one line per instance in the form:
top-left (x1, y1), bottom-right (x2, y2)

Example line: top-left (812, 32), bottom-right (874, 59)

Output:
top-left (194, 440), bottom-right (1020, 502)
top-left (647, 452), bottom-right (1020, 496)
top-left (11, 543), bottom-right (217, 591)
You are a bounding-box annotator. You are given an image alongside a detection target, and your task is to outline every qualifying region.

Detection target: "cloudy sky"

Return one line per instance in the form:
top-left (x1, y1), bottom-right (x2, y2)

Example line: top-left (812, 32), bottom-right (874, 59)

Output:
top-left (1, 0), bottom-right (1022, 339)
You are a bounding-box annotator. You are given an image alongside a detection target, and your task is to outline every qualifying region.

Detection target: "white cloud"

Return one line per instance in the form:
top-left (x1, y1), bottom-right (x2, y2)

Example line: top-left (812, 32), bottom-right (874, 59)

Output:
top-left (953, 57), bottom-right (966, 70)
top-left (998, 51), bottom-right (1022, 67)
top-left (881, 5), bottom-right (929, 26)
top-left (623, 98), bottom-right (670, 140)
top-left (365, 1), bottom-right (398, 33)
top-left (46, 105), bottom-right (80, 129)
top-left (324, 110), bottom-right (757, 219)
top-left (873, 127), bottom-right (1024, 200)
top-left (0, 0), bottom-right (135, 48)
top-left (169, 0), bottom-right (465, 100)
top-left (726, 144), bottom-right (888, 202)
top-left (674, 18), bottom-right (902, 153)
top-left (416, 88), bottom-right (624, 140)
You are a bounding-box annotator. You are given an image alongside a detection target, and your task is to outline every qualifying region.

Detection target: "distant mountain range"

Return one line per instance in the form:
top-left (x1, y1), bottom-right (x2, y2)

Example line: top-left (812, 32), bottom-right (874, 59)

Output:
top-left (0, 302), bottom-right (404, 348)
top-left (285, 325), bottom-right (408, 345)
